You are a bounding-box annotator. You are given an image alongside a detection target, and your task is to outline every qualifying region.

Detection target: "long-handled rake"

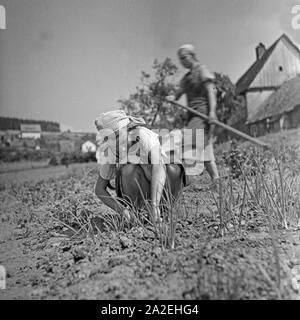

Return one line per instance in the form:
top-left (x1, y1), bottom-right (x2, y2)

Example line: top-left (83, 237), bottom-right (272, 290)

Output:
top-left (169, 100), bottom-right (271, 148)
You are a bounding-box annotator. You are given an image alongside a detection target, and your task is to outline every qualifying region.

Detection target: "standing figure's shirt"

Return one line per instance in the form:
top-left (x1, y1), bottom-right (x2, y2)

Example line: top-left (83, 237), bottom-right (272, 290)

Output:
top-left (179, 64), bottom-right (215, 123)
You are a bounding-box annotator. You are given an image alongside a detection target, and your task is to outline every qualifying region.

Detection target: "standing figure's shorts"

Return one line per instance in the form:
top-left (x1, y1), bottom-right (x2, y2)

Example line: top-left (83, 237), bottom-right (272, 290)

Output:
top-left (186, 116), bottom-right (215, 162)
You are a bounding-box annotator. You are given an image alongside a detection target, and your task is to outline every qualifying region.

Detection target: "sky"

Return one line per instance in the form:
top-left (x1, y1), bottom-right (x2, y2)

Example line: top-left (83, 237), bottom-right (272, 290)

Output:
top-left (0, 0), bottom-right (300, 132)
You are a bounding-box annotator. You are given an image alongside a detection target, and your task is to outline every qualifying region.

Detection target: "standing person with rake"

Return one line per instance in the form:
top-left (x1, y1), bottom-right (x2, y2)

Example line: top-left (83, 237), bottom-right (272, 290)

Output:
top-left (167, 44), bottom-right (220, 188)
top-left (94, 110), bottom-right (185, 223)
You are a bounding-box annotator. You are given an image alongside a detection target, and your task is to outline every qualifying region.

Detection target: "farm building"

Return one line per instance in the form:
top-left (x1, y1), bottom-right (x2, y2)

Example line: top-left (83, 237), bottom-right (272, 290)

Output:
top-left (235, 33), bottom-right (300, 135)
top-left (59, 140), bottom-right (76, 153)
top-left (20, 124), bottom-right (41, 139)
top-left (247, 76), bottom-right (300, 136)
top-left (81, 140), bottom-right (96, 153)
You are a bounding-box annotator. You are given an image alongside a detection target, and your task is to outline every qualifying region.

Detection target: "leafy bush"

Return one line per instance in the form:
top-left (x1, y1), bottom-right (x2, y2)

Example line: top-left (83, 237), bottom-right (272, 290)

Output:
top-left (0, 147), bottom-right (53, 162)
top-left (54, 151), bottom-right (97, 166)
top-left (60, 153), bottom-right (70, 166)
top-left (222, 140), bottom-right (271, 178)
top-left (48, 155), bottom-right (59, 166)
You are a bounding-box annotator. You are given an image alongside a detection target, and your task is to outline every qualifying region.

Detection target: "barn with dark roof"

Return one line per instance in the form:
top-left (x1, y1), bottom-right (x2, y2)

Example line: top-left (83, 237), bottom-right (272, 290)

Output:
top-left (235, 33), bottom-right (300, 136)
top-left (247, 76), bottom-right (300, 136)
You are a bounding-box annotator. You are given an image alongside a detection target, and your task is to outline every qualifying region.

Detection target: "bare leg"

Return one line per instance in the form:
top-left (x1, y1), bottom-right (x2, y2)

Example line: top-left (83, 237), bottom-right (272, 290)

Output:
top-left (165, 164), bottom-right (184, 200)
top-left (119, 164), bottom-right (151, 209)
top-left (204, 160), bottom-right (219, 180)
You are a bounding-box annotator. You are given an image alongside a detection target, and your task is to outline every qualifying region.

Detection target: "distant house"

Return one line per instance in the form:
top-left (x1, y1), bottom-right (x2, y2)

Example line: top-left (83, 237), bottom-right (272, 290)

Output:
top-left (81, 140), bottom-right (96, 153)
top-left (235, 33), bottom-right (300, 135)
top-left (20, 124), bottom-right (41, 139)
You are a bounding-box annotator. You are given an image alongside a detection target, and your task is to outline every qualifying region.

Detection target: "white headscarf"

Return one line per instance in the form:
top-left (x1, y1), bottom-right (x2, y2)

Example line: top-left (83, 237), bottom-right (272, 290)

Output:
top-left (177, 44), bottom-right (196, 57)
top-left (95, 109), bottom-right (145, 133)
top-left (95, 110), bottom-right (146, 153)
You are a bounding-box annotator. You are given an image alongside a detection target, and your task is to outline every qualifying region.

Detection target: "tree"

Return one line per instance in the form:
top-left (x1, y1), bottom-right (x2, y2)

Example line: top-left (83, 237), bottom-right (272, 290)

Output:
top-left (119, 61), bottom-right (246, 132)
top-left (214, 72), bottom-right (247, 125)
top-left (118, 58), bottom-right (185, 129)
top-left (214, 72), bottom-right (247, 142)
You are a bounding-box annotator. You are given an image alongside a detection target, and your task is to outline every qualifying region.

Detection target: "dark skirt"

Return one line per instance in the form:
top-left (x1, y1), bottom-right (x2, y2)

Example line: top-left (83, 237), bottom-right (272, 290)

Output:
top-left (115, 164), bottom-right (186, 206)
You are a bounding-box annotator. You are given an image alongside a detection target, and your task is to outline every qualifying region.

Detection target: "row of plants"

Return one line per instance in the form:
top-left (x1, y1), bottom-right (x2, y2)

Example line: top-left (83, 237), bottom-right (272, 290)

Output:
top-left (0, 147), bottom-right (53, 162)
top-left (49, 151), bottom-right (97, 166)
top-left (0, 146), bottom-right (97, 165)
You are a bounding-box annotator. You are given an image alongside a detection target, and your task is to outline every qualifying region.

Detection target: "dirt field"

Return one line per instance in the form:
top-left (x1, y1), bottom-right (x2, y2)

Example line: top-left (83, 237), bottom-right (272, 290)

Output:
top-left (0, 160), bottom-right (50, 174)
top-left (0, 163), bottom-right (90, 186)
top-left (0, 131), bottom-right (300, 300)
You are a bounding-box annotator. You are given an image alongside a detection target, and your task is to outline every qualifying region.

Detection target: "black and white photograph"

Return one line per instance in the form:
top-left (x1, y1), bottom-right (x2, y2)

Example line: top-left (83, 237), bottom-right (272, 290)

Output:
top-left (0, 0), bottom-right (300, 303)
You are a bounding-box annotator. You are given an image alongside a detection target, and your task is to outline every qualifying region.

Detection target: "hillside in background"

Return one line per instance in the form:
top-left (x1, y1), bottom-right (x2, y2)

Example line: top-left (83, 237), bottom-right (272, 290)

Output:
top-left (0, 117), bottom-right (60, 132)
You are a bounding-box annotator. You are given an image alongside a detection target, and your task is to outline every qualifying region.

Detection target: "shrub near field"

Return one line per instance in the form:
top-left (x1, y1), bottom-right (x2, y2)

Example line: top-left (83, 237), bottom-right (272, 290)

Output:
top-left (49, 151), bottom-right (96, 167)
top-left (0, 130), bottom-right (97, 164)
top-left (0, 140), bottom-right (299, 299)
top-left (0, 147), bottom-right (54, 162)
top-left (0, 147), bottom-right (97, 167)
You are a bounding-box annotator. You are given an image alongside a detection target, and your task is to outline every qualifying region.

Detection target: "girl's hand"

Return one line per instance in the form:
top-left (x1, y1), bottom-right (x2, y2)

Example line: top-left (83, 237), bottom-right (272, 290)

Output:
top-left (122, 208), bottom-right (131, 221)
top-left (152, 206), bottom-right (162, 224)
top-left (166, 95), bottom-right (175, 102)
top-left (208, 111), bottom-right (217, 123)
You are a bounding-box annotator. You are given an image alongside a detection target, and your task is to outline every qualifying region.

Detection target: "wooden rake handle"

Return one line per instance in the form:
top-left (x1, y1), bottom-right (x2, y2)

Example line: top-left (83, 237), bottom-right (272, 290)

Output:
top-left (169, 100), bottom-right (271, 148)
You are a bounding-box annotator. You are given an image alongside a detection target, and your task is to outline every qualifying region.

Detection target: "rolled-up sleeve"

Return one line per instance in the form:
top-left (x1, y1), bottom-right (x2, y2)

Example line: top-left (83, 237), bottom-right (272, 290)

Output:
top-left (199, 65), bottom-right (215, 84)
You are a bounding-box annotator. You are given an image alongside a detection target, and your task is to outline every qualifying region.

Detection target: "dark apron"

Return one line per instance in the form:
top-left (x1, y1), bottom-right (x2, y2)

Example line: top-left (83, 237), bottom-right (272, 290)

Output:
top-left (115, 163), bottom-right (186, 210)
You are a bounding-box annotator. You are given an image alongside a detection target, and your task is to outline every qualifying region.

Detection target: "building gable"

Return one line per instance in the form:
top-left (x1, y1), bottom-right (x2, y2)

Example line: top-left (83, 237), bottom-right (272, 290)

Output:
top-left (250, 35), bottom-right (300, 89)
top-left (236, 40), bottom-right (278, 94)
top-left (236, 34), bottom-right (300, 94)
